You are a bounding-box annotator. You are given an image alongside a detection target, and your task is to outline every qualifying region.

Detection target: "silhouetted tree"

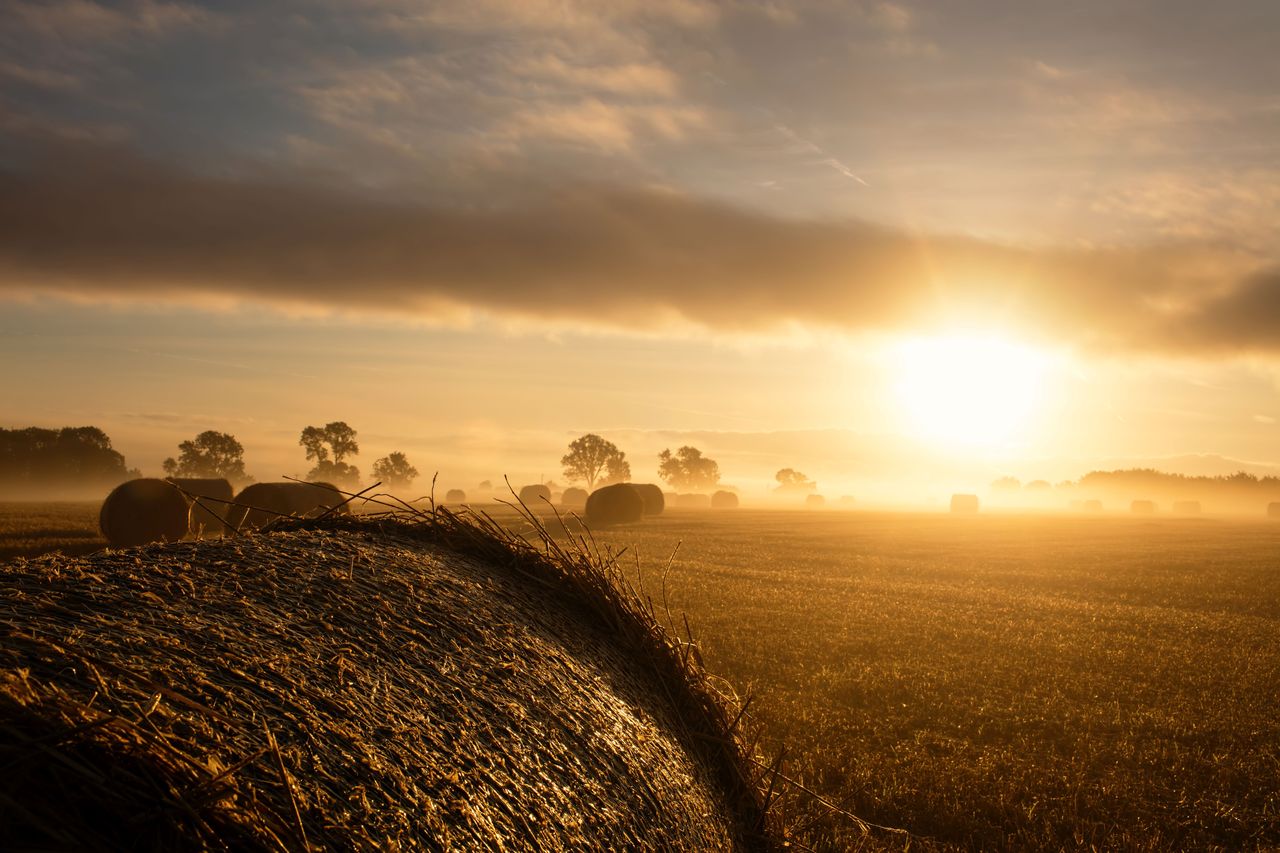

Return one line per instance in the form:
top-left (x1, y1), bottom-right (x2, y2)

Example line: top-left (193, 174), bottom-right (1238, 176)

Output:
top-left (561, 434), bottom-right (630, 490)
top-left (0, 426), bottom-right (137, 494)
top-left (990, 476), bottom-right (1021, 491)
top-left (162, 431), bottom-right (250, 484)
top-left (657, 446), bottom-right (720, 491)
top-left (774, 468), bottom-right (817, 493)
top-left (372, 452), bottom-right (419, 491)
top-left (1025, 480), bottom-right (1053, 492)
top-left (300, 422), bottom-right (360, 488)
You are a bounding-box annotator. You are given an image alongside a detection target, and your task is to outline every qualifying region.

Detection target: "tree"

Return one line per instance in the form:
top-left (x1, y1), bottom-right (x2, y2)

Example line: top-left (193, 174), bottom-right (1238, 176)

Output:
top-left (0, 426), bottom-right (137, 496)
top-left (372, 452), bottom-right (419, 491)
top-left (657, 446), bottom-right (720, 491)
top-left (561, 434), bottom-right (631, 490)
top-left (991, 476), bottom-right (1021, 491)
top-left (774, 468), bottom-right (816, 493)
top-left (299, 422), bottom-right (361, 488)
top-left (162, 431), bottom-right (250, 484)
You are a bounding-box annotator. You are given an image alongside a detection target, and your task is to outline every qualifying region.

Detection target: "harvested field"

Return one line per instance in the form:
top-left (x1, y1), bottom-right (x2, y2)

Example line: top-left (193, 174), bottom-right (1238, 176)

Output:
top-left (0, 510), bottom-right (772, 850)
top-left (0, 501), bottom-right (103, 560)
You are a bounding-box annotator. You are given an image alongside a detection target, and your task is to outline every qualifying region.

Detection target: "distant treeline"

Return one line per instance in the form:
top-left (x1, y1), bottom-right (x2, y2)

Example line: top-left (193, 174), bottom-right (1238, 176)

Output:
top-left (1067, 469), bottom-right (1280, 509)
top-left (0, 427), bottom-right (138, 498)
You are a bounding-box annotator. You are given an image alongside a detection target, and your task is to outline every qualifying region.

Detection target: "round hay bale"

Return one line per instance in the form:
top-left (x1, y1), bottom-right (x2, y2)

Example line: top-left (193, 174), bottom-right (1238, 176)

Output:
top-left (0, 515), bottom-right (770, 850)
top-left (585, 483), bottom-right (645, 526)
top-left (561, 487), bottom-right (589, 509)
top-left (1131, 500), bottom-right (1156, 514)
top-left (518, 484), bottom-right (551, 506)
top-left (166, 477), bottom-right (233, 535)
top-left (632, 483), bottom-right (665, 516)
top-left (1268, 502), bottom-right (1280, 518)
top-left (444, 488), bottom-right (466, 504)
top-left (676, 493), bottom-right (711, 508)
top-left (226, 482), bottom-right (347, 531)
top-left (98, 478), bottom-right (190, 548)
top-left (804, 494), bottom-right (825, 508)
top-left (1173, 500), bottom-right (1201, 515)
top-left (950, 494), bottom-right (980, 514)
top-left (711, 490), bottom-right (739, 509)
top-left (1083, 499), bottom-right (1103, 512)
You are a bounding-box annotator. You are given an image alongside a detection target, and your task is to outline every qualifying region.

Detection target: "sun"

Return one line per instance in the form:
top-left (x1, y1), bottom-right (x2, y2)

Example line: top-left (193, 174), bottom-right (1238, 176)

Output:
top-left (891, 333), bottom-right (1052, 450)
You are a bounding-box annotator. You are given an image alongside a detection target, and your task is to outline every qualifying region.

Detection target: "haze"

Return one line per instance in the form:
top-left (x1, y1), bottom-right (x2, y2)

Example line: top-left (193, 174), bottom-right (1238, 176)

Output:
top-left (3, 0), bottom-right (1278, 502)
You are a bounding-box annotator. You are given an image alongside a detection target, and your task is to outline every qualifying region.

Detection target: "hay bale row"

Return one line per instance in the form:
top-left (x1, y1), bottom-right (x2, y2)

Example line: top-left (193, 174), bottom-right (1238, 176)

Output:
top-left (167, 477), bottom-right (234, 534)
top-left (518, 483), bottom-right (551, 506)
top-left (676, 493), bottom-right (711, 508)
top-left (444, 488), bottom-right (466, 503)
top-left (711, 490), bottom-right (739, 509)
top-left (632, 483), bottom-right (665, 516)
top-left (805, 494), bottom-right (825, 508)
top-left (0, 512), bottom-right (773, 850)
top-left (561, 486), bottom-right (588, 508)
top-left (99, 478), bottom-right (191, 548)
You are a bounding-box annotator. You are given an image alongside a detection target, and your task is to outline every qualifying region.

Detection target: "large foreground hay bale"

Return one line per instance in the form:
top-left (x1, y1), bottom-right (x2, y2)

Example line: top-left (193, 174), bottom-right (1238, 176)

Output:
top-left (167, 477), bottom-right (234, 535)
top-left (632, 483), bottom-right (665, 516)
top-left (98, 478), bottom-right (190, 548)
top-left (676, 493), bottom-right (711, 508)
top-left (518, 484), bottom-right (551, 506)
top-left (585, 483), bottom-right (645, 526)
top-left (950, 494), bottom-right (979, 514)
top-left (1173, 500), bottom-right (1202, 515)
top-left (226, 481), bottom-right (347, 530)
top-left (1131, 500), bottom-right (1156, 514)
top-left (0, 515), bottom-right (770, 850)
top-left (561, 486), bottom-right (588, 508)
top-left (711, 490), bottom-right (739, 509)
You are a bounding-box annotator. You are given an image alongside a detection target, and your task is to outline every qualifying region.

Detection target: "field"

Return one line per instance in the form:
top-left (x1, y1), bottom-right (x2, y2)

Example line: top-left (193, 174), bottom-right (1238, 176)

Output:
top-left (4, 502), bottom-right (1278, 850)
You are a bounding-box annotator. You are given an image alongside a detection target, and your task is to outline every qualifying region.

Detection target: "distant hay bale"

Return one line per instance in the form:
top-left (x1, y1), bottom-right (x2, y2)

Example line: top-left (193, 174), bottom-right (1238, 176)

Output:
top-left (98, 478), bottom-right (191, 548)
top-left (1130, 500), bottom-right (1156, 514)
top-left (664, 491), bottom-right (678, 504)
top-left (518, 484), bottom-right (551, 506)
top-left (225, 482), bottom-right (348, 531)
top-left (632, 483), bottom-right (665, 516)
top-left (0, 514), bottom-right (770, 850)
top-left (1269, 502), bottom-right (1280, 518)
top-left (711, 490), bottom-right (739, 509)
top-left (1173, 500), bottom-right (1201, 515)
top-left (166, 477), bottom-right (233, 535)
top-left (561, 487), bottom-right (589, 508)
top-left (1083, 499), bottom-right (1103, 512)
top-left (804, 494), bottom-right (826, 508)
top-left (676, 493), bottom-right (711, 508)
top-left (585, 483), bottom-right (645, 526)
top-left (444, 489), bottom-right (467, 504)
top-left (950, 494), bottom-right (980, 514)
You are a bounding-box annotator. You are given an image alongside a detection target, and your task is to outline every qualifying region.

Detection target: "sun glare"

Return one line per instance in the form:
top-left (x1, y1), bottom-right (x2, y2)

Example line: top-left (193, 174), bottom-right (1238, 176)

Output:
top-left (892, 334), bottom-right (1052, 450)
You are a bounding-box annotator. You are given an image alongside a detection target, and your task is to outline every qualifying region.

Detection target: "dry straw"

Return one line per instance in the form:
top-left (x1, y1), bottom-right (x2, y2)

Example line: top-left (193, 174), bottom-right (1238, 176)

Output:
top-left (1, 486), bottom-right (785, 850)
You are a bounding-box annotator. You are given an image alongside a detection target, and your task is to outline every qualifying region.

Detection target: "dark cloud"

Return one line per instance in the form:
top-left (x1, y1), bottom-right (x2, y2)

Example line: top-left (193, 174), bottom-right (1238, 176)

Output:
top-left (0, 142), bottom-right (1274, 352)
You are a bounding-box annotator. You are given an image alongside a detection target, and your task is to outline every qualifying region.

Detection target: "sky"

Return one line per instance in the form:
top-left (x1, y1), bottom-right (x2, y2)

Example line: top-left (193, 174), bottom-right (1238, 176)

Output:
top-left (1, 0), bottom-right (1278, 501)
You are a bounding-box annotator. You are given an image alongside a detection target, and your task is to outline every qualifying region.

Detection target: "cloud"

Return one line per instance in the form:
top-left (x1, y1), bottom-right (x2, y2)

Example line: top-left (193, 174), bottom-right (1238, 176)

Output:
top-left (0, 142), bottom-right (1275, 353)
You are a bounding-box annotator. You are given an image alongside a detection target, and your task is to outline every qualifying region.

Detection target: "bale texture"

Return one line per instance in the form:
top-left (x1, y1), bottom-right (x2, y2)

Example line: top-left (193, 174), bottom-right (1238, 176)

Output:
top-left (950, 494), bottom-right (980, 514)
top-left (444, 488), bottom-right (466, 503)
top-left (561, 487), bottom-right (589, 508)
top-left (632, 484), bottom-right (665, 516)
top-left (98, 478), bottom-right (190, 548)
top-left (676, 494), bottom-right (711, 508)
top-left (226, 482), bottom-right (347, 531)
top-left (167, 477), bottom-right (233, 535)
top-left (804, 495), bottom-right (826, 508)
top-left (1131, 500), bottom-right (1156, 514)
top-left (518, 484), bottom-right (552, 506)
top-left (1173, 500), bottom-right (1202, 515)
top-left (711, 491), bottom-right (739, 509)
top-left (585, 483), bottom-right (645, 526)
top-left (0, 513), bottom-right (772, 851)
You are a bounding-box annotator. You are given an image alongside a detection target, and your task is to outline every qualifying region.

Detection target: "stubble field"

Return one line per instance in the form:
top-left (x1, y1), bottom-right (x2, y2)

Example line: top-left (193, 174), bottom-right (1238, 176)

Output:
top-left (3, 502), bottom-right (1278, 850)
